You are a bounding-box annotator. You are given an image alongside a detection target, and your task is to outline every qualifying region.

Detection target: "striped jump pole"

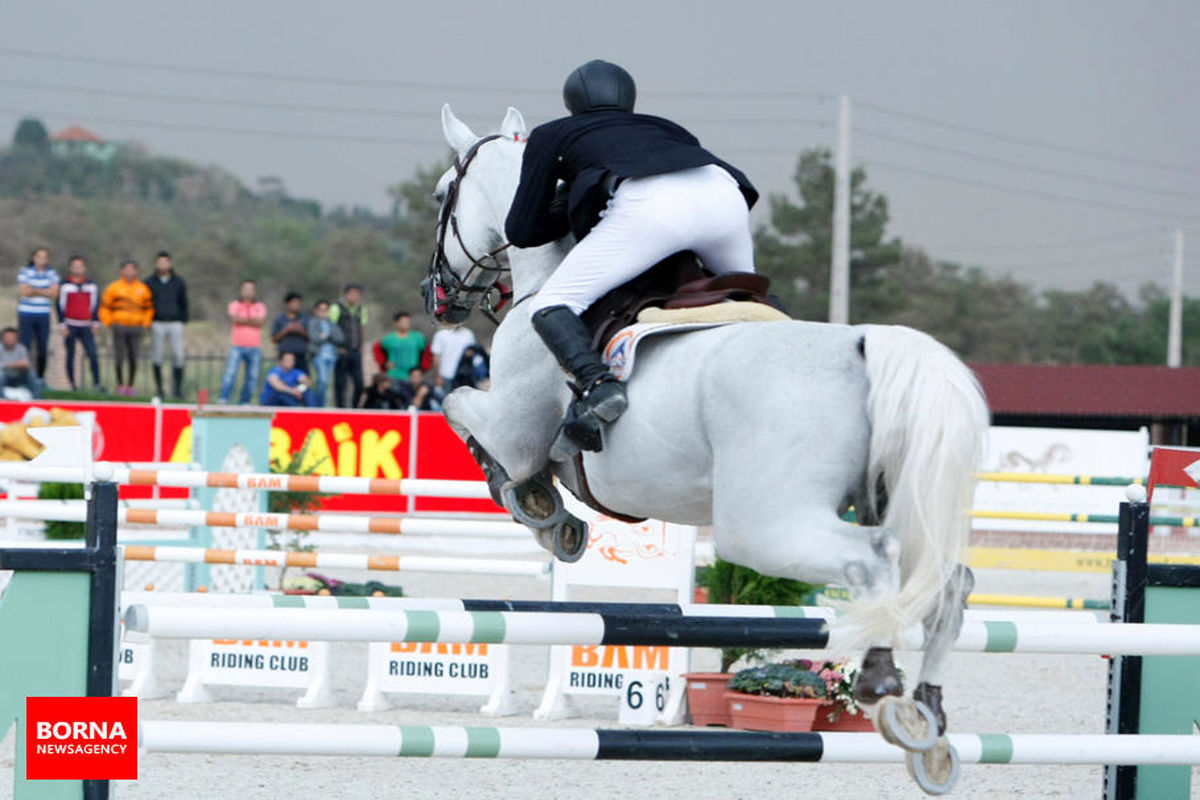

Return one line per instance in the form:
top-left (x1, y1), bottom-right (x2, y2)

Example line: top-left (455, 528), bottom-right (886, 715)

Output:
top-left (968, 593), bottom-right (1110, 611)
top-left (970, 509), bottom-right (1198, 527)
top-left (121, 592), bottom-right (1096, 625)
top-left (138, 722), bottom-right (1200, 766)
top-left (0, 504), bottom-right (528, 537)
top-left (121, 546), bottom-right (550, 577)
top-left (0, 463), bottom-right (492, 499)
top-left (123, 605), bottom-right (1191, 654)
top-left (976, 472), bottom-right (1144, 486)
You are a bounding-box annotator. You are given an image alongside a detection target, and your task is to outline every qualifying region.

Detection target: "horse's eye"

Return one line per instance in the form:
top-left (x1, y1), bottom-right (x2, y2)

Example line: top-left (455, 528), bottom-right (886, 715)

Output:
top-left (431, 191), bottom-right (443, 206)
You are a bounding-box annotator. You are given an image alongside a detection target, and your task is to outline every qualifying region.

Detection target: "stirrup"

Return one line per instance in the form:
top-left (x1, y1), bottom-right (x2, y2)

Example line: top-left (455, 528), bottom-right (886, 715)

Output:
top-left (577, 377), bottom-right (627, 424)
top-left (549, 397), bottom-right (604, 462)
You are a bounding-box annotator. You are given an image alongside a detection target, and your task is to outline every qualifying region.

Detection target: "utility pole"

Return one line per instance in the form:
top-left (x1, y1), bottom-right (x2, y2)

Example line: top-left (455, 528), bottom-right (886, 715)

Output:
top-left (830, 95), bottom-right (851, 325)
top-left (1167, 228), bottom-right (1184, 367)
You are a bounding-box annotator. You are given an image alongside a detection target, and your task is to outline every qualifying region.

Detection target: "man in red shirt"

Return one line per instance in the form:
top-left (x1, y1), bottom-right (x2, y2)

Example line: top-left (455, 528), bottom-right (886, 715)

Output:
top-left (217, 279), bottom-right (267, 404)
top-left (56, 255), bottom-right (102, 392)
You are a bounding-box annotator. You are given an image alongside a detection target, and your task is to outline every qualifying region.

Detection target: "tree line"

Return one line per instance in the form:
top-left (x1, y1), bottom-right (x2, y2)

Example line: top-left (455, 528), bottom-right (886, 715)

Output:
top-left (0, 117), bottom-right (1194, 365)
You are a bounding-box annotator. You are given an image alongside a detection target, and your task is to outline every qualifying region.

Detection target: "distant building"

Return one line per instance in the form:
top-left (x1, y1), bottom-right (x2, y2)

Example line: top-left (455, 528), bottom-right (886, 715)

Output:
top-left (49, 125), bottom-right (117, 162)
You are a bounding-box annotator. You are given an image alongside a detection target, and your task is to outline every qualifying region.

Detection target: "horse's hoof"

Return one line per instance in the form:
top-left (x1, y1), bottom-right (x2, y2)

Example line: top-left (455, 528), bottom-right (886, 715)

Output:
top-left (531, 525), bottom-right (555, 554)
top-left (905, 738), bottom-right (960, 796)
top-left (876, 696), bottom-right (939, 752)
top-left (503, 473), bottom-right (567, 529)
top-left (552, 515), bottom-right (589, 563)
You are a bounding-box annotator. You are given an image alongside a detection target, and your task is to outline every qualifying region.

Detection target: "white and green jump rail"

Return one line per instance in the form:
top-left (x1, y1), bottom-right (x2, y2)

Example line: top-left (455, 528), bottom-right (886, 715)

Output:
top-left (138, 722), bottom-right (1200, 767)
top-left (122, 602), bottom-right (1198, 656)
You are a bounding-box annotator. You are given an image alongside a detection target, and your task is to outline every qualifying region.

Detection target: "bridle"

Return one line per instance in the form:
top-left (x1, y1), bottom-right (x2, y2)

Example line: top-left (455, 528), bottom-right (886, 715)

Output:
top-left (424, 134), bottom-right (514, 326)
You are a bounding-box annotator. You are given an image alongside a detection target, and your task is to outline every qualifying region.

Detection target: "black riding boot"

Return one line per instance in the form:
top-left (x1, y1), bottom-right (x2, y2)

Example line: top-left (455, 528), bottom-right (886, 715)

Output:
top-left (171, 366), bottom-right (184, 400)
top-left (152, 365), bottom-right (164, 397)
top-left (532, 306), bottom-right (628, 455)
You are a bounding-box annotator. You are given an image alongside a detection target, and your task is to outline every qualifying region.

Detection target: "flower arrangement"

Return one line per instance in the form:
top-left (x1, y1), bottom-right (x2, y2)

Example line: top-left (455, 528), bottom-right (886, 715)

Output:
top-left (727, 658), bottom-right (869, 717)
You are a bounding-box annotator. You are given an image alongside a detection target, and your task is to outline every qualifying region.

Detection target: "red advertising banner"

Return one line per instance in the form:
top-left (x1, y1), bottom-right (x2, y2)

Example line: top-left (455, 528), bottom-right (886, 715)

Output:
top-left (25, 696), bottom-right (138, 780)
top-left (0, 400), bottom-right (503, 513)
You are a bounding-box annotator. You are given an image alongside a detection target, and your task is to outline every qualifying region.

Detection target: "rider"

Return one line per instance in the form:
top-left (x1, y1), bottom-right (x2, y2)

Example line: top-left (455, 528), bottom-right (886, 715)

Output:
top-left (506, 59), bottom-right (758, 453)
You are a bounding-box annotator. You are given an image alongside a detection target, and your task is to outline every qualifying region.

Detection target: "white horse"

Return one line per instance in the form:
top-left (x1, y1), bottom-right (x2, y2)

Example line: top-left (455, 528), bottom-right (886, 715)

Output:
top-left (428, 105), bottom-right (988, 794)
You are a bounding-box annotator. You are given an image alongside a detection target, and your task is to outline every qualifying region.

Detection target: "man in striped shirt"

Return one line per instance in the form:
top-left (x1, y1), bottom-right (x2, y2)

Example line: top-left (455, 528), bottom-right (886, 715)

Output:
top-left (17, 247), bottom-right (60, 381)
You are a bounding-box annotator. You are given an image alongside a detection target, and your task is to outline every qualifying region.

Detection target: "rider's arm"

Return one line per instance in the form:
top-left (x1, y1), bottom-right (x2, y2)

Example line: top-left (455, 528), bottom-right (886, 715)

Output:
top-left (505, 127), bottom-right (570, 248)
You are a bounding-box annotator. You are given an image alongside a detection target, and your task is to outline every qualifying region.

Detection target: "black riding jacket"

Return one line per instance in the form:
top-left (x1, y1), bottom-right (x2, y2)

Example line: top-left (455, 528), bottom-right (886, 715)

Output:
top-left (504, 111), bottom-right (758, 248)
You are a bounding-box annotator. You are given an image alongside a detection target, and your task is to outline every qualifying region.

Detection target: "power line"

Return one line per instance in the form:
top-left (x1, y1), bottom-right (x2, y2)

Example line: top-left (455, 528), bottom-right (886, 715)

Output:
top-left (857, 99), bottom-right (1200, 176)
top-left (0, 77), bottom-right (833, 128)
top-left (857, 126), bottom-right (1200, 202)
top-left (0, 106), bottom-right (445, 147)
top-left (0, 78), bottom-right (434, 119)
top-left (0, 45), bottom-right (830, 100)
top-left (927, 228), bottom-right (1164, 253)
top-left (979, 250), bottom-right (1167, 271)
top-left (867, 158), bottom-right (1200, 222)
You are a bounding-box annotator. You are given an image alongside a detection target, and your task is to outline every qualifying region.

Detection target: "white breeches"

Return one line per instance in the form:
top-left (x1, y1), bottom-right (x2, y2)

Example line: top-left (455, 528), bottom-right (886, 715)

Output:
top-left (530, 164), bottom-right (755, 315)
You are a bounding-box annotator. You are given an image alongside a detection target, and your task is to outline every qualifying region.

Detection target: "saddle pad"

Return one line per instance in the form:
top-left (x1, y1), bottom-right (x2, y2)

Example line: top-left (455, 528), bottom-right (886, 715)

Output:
top-left (602, 301), bottom-right (789, 381)
top-left (637, 300), bottom-right (790, 325)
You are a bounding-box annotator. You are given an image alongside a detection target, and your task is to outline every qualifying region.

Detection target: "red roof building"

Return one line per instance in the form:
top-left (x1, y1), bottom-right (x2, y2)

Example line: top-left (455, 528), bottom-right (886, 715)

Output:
top-left (970, 363), bottom-right (1200, 444)
top-left (49, 125), bottom-right (104, 143)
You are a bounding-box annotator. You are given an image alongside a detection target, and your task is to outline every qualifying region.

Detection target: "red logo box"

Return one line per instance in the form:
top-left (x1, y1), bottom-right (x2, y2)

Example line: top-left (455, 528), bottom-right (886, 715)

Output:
top-left (25, 697), bottom-right (138, 780)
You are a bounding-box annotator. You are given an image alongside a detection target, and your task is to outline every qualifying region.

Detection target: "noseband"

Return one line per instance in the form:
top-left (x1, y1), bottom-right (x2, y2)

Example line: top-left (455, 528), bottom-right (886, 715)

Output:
top-left (427, 134), bottom-right (513, 325)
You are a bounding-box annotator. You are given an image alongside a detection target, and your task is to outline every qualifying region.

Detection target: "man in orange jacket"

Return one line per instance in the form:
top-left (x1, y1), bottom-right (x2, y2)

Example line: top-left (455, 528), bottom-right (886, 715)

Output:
top-left (98, 259), bottom-right (154, 396)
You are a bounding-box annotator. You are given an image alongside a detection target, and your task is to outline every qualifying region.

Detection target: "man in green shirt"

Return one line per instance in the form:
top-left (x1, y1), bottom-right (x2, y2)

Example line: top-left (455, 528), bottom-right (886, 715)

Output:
top-left (379, 311), bottom-right (427, 383)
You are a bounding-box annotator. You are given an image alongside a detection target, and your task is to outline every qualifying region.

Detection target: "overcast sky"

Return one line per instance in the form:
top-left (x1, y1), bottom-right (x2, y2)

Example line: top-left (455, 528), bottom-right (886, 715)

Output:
top-left (0, 0), bottom-right (1196, 295)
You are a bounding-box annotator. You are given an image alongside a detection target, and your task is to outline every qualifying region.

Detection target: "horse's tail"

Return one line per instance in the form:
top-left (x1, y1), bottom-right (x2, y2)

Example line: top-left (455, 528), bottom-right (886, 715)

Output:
top-left (841, 325), bottom-right (989, 646)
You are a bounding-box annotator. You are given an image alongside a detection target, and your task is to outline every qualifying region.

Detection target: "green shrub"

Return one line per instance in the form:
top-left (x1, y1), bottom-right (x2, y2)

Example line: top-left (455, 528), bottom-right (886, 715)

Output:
top-left (705, 557), bottom-right (820, 672)
top-left (38, 482), bottom-right (85, 540)
top-left (727, 661), bottom-right (828, 699)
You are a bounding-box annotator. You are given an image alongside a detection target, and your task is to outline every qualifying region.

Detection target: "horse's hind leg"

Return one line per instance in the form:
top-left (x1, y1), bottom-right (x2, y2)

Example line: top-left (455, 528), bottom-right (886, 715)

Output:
top-left (915, 563), bottom-right (974, 735)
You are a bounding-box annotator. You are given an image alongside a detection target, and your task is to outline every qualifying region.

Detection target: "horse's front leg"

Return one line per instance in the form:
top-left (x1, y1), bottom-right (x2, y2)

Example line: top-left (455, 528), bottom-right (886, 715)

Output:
top-left (443, 385), bottom-right (586, 560)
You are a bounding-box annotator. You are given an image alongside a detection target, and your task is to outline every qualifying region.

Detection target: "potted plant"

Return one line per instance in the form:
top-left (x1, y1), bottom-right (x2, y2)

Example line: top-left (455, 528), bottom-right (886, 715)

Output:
top-left (808, 658), bottom-right (876, 732)
top-left (724, 661), bottom-right (828, 731)
top-left (683, 558), bottom-right (818, 726)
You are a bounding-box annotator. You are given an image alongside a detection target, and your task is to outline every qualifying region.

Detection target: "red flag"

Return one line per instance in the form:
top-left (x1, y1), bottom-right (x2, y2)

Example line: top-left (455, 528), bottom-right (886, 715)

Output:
top-left (1147, 446), bottom-right (1200, 501)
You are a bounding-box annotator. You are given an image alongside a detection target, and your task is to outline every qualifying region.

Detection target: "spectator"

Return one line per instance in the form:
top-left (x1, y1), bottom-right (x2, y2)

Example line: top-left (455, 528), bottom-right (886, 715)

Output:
top-left (306, 299), bottom-right (342, 407)
top-left (394, 366), bottom-right (437, 411)
top-left (147, 251), bottom-right (188, 399)
top-left (329, 283), bottom-right (367, 408)
top-left (271, 291), bottom-right (310, 373)
top-left (430, 323), bottom-right (476, 391)
top-left (17, 246), bottom-right (60, 382)
top-left (453, 343), bottom-right (491, 390)
top-left (259, 351), bottom-right (310, 407)
top-left (379, 311), bottom-right (426, 384)
top-left (0, 327), bottom-right (37, 398)
top-left (98, 259), bottom-right (153, 397)
top-left (217, 279), bottom-right (267, 404)
top-left (56, 255), bottom-right (102, 393)
top-left (359, 372), bottom-right (407, 410)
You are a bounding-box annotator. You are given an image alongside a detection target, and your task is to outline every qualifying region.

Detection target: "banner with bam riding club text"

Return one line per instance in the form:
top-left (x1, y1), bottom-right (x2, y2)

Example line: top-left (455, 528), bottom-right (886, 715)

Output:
top-left (0, 401), bottom-right (503, 513)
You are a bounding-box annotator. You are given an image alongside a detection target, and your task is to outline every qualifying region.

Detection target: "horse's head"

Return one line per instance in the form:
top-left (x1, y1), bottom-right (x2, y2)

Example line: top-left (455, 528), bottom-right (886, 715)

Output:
top-left (422, 104), bottom-right (526, 326)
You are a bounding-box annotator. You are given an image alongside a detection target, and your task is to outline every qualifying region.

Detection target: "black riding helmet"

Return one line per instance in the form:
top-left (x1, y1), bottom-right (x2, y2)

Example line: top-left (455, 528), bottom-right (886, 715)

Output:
top-left (562, 60), bottom-right (636, 115)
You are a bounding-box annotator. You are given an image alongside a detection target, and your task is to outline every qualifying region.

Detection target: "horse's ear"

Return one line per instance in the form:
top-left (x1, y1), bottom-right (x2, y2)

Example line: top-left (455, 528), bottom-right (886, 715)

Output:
top-left (499, 107), bottom-right (526, 139)
top-left (441, 104), bottom-right (477, 155)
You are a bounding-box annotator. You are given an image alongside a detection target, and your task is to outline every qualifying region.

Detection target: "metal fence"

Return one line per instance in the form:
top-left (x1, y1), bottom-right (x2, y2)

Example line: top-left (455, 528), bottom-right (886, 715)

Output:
top-left (63, 349), bottom-right (241, 401)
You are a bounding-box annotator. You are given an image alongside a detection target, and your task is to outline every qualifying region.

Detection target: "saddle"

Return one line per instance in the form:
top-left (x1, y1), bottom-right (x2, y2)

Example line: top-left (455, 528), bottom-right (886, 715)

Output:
top-left (580, 252), bottom-right (777, 351)
top-left (565, 253), bottom-right (780, 524)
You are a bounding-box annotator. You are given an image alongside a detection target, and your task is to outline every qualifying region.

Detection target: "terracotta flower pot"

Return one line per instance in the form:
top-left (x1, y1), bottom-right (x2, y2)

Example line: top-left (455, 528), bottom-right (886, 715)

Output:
top-left (812, 701), bottom-right (875, 732)
top-left (724, 692), bottom-right (823, 732)
top-left (692, 586), bottom-right (709, 604)
top-left (683, 673), bottom-right (734, 726)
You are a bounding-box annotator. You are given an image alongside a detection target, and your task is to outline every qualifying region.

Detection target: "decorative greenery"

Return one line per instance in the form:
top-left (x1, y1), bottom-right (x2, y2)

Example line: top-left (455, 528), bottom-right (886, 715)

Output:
top-left (727, 661), bottom-right (828, 699)
top-left (265, 431), bottom-right (332, 584)
top-left (38, 482), bottom-right (85, 539)
top-left (704, 557), bottom-right (820, 672)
